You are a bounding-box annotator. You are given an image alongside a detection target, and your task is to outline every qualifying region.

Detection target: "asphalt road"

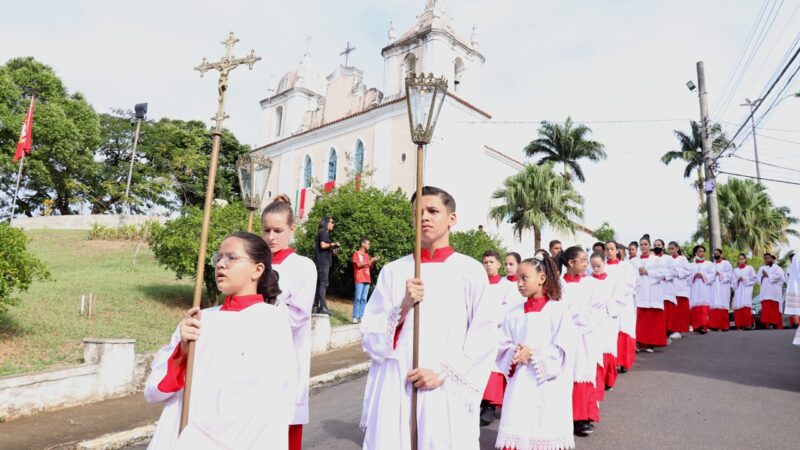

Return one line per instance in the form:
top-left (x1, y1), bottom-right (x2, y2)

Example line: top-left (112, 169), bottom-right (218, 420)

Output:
top-left (129, 328), bottom-right (800, 449)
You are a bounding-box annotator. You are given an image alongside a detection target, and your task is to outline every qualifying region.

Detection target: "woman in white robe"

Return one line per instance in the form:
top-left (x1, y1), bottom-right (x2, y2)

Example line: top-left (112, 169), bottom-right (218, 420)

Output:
top-left (631, 235), bottom-right (668, 350)
top-left (261, 195), bottom-right (317, 449)
top-left (732, 253), bottom-right (756, 329)
top-left (667, 241), bottom-right (692, 338)
top-left (783, 254), bottom-right (800, 345)
top-left (757, 253), bottom-right (786, 329)
top-left (688, 245), bottom-right (715, 333)
top-left (144, 232), bottom-right (296, 450)
top-left (605, 242), bottom-right (637, 373)
top-left (709, 248), bottom-right (733, 331)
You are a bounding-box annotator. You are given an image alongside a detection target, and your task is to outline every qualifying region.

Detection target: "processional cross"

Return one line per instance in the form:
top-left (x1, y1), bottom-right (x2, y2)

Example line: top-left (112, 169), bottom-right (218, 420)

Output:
top-left (179, 32), bottom-right (261, 433)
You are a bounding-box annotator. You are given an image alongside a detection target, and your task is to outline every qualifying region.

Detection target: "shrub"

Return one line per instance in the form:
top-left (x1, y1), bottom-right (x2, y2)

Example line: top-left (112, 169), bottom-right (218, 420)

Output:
top-left (88, 220), bottom-right (163, 242)
top-left (294, 182), bottom-right (414, 296)
top-left (450, 229), bottom-right (507, 268)
top-left (150, 202), bottom-right (255, 305)
top-left (0, 224), bottom-right (50, 313)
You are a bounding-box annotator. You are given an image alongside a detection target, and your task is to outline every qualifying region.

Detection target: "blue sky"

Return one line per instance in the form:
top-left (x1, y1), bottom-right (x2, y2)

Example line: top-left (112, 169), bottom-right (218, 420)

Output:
top-left (2, 0), bottom-right (799, 251)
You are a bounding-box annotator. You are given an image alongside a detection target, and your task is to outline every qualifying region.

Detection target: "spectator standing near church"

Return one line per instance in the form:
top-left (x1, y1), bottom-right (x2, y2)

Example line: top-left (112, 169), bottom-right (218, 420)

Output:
top-left (352, 237), bottom-right (379, 323)
top-left (314, 216), bottom-right (340, 314)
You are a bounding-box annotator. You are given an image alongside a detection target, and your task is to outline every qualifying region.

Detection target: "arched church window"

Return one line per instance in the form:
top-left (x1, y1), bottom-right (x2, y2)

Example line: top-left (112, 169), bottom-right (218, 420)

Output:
top-left (327, 148), bottom-right (338, 182)
top-left (354, 140), bottom-right (365, 175)
top-left (304, 155), bottom-right (313, 188)
top-left (274, 106), bottom-right (283, 137)
top-left (454, 58), bottom-right (465, 92)
top-left (402, 54), bottom-right (417, 86)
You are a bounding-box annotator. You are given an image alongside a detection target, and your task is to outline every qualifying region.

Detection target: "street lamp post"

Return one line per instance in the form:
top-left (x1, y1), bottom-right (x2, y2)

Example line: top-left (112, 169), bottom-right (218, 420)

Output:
top-left (236, 154), bottom-right (273, 232)
top-left (124, 103), bottom-right (147, 213)
top-left (404, 71), bottom-right (447, 450)
top-left (740, 97), bottom-right (762, 183)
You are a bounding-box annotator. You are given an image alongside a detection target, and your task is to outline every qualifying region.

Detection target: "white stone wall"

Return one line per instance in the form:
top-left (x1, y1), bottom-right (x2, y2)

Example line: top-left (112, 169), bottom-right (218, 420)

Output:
top-left (11, 214), bottom-right (168, 231)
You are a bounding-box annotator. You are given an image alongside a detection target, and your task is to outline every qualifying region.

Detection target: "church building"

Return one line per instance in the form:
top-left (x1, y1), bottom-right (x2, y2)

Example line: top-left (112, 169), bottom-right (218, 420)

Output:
top-left (251, 0), bottom-right (534, 251)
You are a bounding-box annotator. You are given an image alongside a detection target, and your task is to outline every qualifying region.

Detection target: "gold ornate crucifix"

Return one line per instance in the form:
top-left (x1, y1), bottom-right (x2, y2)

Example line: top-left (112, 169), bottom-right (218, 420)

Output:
top-left (180, 31), bottom-right (261, 433)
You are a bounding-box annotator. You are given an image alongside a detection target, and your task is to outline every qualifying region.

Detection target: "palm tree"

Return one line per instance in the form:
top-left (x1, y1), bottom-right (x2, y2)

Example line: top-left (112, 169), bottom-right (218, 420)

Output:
top-left (523, 117), bottom-right (606, 182)
top-left (661, 121), bottom-right (728, 211)
top-left (693, 178), bottom-right (799, 255)
top-left (489, 162), bottom-right (584, 250)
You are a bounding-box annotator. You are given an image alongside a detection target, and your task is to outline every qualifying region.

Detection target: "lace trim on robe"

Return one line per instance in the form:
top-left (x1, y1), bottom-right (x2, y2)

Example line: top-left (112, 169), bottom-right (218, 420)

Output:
top-left (435, 362), bottom-right (482, 413)
top-left (495, 433), bottom-right (576, 450)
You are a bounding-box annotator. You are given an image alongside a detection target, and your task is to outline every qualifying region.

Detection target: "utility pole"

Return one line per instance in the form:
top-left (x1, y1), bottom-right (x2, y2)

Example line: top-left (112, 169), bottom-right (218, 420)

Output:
top-left (741, 97), bottom-right (762, 183)
top-left (696, 61), bottom-right (722, 251)
top-left (124, 103), bottom-right (147, 214)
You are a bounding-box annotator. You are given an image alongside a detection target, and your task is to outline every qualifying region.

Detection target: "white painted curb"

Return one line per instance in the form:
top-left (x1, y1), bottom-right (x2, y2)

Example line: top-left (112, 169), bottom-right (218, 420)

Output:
top-left (74, 423), bottom-right (156, 450)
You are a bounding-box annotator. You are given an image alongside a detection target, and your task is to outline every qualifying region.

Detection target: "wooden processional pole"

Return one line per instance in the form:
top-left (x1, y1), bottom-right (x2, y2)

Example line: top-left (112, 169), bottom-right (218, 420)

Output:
top-left (410, 142), bottom-right (424, 449)
top-left (179, 32), bottom-right (261, 433)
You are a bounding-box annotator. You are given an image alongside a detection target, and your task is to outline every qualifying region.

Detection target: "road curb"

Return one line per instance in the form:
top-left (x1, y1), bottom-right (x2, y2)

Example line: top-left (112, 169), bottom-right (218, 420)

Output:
top-left (310, 362), bottom-right (370, 391)
top-left (69, 423), bottom-right (155, 450)
top-left (72, 363), bottom-right (370, 450)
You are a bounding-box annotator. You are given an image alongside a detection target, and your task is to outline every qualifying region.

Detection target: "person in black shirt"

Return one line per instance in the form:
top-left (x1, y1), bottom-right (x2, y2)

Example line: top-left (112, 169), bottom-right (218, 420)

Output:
top-left (314, 216), bottom-right (340, 314)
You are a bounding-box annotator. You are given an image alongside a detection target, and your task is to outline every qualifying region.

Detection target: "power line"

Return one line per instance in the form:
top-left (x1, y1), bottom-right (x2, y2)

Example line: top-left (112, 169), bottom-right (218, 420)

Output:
top-left (715, 0), bottom-right (783, 121)
top-left (730, 154), bottom-right (800, 173)
top-left (719, 170), bottom-right (800, 185)
top-left (758, 133), bottom-right (800, 145)
top-left (715, 40), bottom-right (800, 161)
top-left (742, 2), bottom-right (800, 97)
top-left (713, 0), bottom-right (772, 117)
top-left (452, 118), bottom-right (692, 125)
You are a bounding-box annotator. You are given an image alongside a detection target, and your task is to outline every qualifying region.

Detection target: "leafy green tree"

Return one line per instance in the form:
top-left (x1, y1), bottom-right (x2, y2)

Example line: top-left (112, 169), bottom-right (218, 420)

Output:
top-left (693, 178), bottom-right (798, 255)
top-left (661, 120), bottom-right (728, 213)
top-left (0, 223), bottom-right (50, 313)
top-left (294, 181), bottom-right (414, 296)
top-left (489, 162), bottom-right (584, 251)
top-left (450, 229), bottom-right (507, 266)
top-left (92, 111), bottom-right (250, 214)
top-left (524, 117), bottom-right (606, 182)
top-left (592, 221), bottom-right (616, 242)
top-left (150, 202), bottom-right (255, 305)
top-left (0, 57), bottom-right (102, 216)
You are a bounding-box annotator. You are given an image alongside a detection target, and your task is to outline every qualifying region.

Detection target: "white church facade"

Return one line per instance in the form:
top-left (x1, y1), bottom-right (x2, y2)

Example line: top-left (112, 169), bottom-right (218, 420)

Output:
top-left (251, 0), bottom-right (587, 252)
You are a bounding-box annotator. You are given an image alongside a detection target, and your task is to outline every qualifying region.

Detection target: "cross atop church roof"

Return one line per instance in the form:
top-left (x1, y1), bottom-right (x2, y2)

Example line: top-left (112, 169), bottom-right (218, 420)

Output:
top-left (340, 42), bottom-right (356, 66)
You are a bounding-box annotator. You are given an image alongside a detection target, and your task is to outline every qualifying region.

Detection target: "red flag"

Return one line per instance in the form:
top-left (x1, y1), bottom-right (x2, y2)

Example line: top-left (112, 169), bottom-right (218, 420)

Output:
top-left (13, 96), bottom-right (35, 162)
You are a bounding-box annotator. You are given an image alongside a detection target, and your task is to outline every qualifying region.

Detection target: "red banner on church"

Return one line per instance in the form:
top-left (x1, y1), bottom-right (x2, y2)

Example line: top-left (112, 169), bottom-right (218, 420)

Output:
top-left (324, 181), bottom-right (336, 193)
top-left (298, 188), bottom-right (307, 218)
top-left (13, 96), bottom-right (35, 162)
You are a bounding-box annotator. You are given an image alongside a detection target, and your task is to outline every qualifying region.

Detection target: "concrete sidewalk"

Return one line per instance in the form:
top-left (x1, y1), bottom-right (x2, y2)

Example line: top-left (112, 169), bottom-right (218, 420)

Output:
top-left (0, 343), bottom-right (368, 450)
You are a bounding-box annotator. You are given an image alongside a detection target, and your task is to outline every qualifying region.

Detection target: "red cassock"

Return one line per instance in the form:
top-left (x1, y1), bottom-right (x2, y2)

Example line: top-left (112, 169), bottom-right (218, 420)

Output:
top-left (708, 308), bottom-right (730, 330)
top-left (617, 331), bottom-right (636, 369)
top-left (691, 305), bottom-right (710, 331)
top-left (670, 297), bottom-right (692, 333)
top-left (760, 300), bottom-right (784, 329)
top-left (636, 307), bottom-right (667, 347)
top-left (733, 307), bottom-right (754, 329)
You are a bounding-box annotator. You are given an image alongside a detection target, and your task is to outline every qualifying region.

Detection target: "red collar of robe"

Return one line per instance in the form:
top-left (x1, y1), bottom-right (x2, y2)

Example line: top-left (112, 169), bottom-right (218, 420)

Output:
top-left (563, 273), bottom-right (583, 283)
top-left (695, 259), bottom-right (705, 263)
top-left (419, 246), bottom-right (455, 263)
top-left (488, 274), bottom-right (503, 285)
top-left (640, 254), bottom-right (650, 259)
top-left (220, 294), bottom-right (264, 311)
top-left (592, 272), bottom-right (608, 280)
top-left (715, 259), bottom-right (723, 264)
top-left (607, 258), bottom-right (620, 265)
top-left (272, 248), bottom-right (295, 265)
top-left (672, 255), bottom-right (679, 259)
top-left (506, 275), bottom-right (518, 282)
top-left (524, 295), bottom-right (549, 313)
top-left (738, 263), bottom-right (746, 269)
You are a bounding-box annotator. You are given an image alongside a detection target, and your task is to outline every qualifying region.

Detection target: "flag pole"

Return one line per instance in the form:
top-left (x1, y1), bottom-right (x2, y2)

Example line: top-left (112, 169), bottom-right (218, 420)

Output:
top-left (8, 152), bottom-right (25, 225)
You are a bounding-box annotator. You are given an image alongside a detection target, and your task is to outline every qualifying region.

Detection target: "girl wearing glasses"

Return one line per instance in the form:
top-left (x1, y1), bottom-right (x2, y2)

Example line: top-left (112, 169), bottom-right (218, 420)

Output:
top-left (144, 232), bottom-right (295, 449)
top-left (261, 194), bottom-right (317, 450)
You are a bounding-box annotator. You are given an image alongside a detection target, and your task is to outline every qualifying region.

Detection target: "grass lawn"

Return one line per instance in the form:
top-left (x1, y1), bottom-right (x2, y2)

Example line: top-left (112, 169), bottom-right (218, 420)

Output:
top-left (0, 230), bottom-right (357, 377)
top-left (0, 230), bottom-right (192, 376)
